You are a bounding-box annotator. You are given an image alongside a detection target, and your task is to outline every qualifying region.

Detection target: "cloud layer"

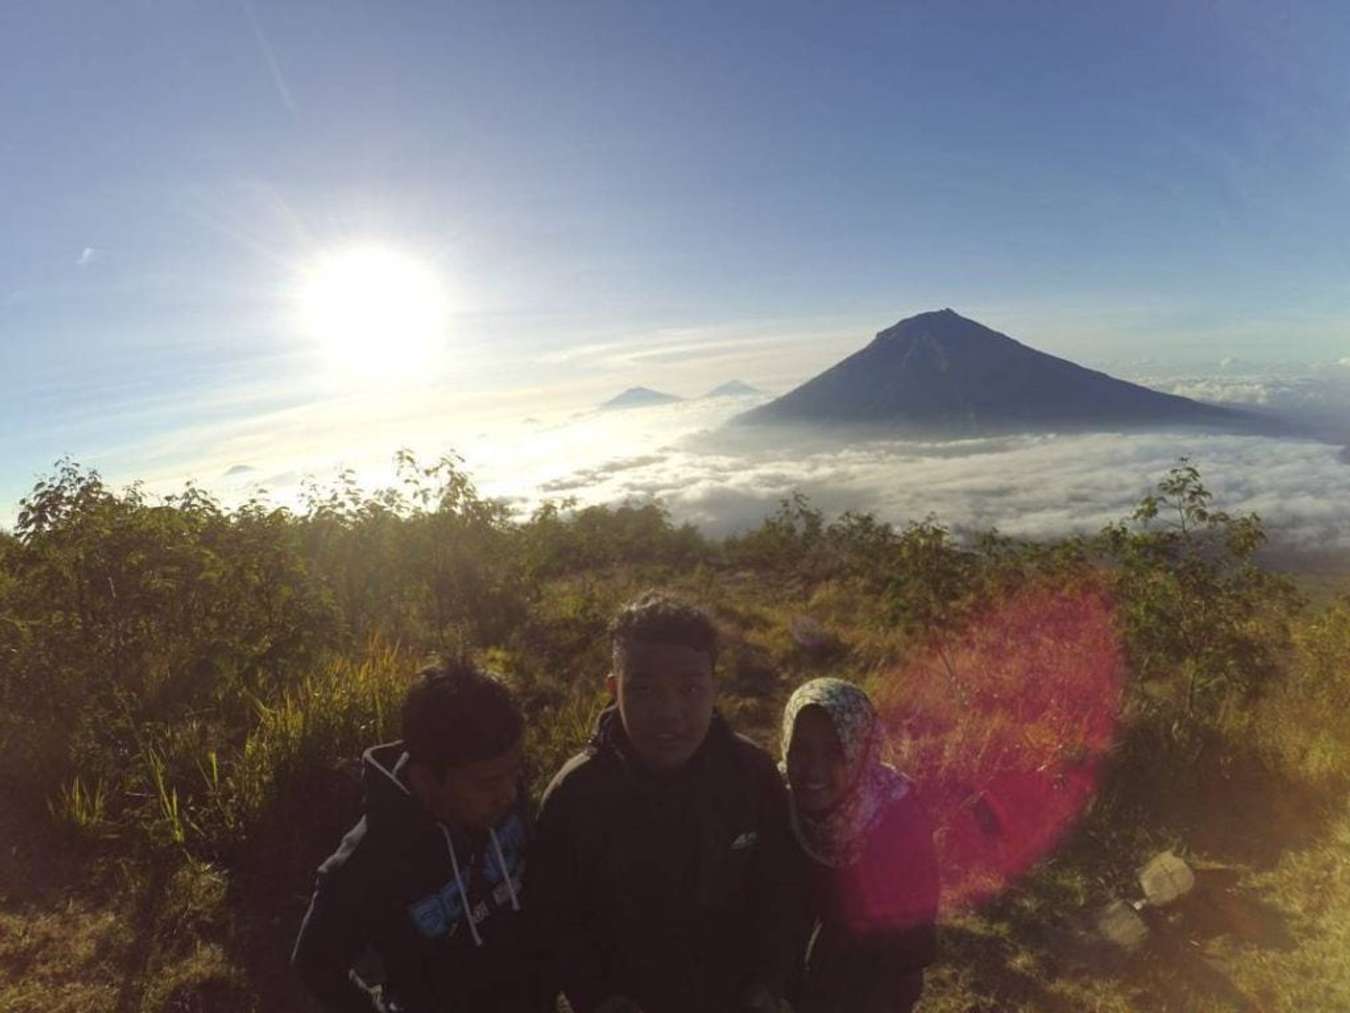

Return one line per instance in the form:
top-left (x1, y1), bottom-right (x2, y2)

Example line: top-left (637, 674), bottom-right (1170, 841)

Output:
top-left (1143, 370), bottom-right (1350, 442)
top-left (466, 387), bottom-right (1350, 551)
top-left (39, 368), bottom-right (1349, 557)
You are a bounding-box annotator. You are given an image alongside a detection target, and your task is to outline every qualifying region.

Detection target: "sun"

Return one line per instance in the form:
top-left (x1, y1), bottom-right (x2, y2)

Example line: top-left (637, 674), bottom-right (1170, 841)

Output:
top-left (297, 245), bottom-right (449, 376)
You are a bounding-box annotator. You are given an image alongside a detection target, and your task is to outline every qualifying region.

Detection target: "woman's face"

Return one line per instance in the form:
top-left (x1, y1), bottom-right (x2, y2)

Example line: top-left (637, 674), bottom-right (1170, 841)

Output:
top-left (786, 705), bottom-right (852, 813)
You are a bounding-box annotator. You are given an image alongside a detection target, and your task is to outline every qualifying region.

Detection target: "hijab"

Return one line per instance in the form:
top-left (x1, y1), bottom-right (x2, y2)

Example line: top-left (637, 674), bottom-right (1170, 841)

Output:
top-left (780, 677), bottom-right (911, 868)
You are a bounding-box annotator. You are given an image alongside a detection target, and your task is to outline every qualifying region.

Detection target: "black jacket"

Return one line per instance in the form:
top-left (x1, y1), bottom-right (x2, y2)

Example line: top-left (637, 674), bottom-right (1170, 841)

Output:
top-left (527, 708), bottom-right (807, 1013)
top-left (292, 742), bottom-right (533, 1013)
top-left (792, 792), bottom-right (940, 1013)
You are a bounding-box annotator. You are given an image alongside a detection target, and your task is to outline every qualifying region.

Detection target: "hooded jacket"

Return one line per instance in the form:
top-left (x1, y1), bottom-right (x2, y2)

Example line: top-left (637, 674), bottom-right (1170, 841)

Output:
top-left (792, 792), bottom-right (939, 1013)
top-left (527, 707), bottom-right (807, 1013)
top-left (292, 741), bottom-right (533, 1013)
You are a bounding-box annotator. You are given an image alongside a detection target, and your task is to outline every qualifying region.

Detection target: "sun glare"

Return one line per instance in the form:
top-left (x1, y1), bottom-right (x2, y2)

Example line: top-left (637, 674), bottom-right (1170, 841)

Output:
top-left (297, 246), bottom-right (449, 376)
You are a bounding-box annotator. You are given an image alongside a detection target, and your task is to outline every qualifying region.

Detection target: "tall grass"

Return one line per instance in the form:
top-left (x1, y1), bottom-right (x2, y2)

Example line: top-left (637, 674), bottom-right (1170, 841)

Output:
top-left (523, 681), bottom-right (608, 797)
top-left (1250, 598), bottom-right (1350, 787)
top-left (48, 774), bottom-right (109, 835)
top-left (867, 577), bottom-right (1125, 907)
top-left (146, 747), bottom-right (188, 847)
top-left (224, 639), bottom-right (411, 843)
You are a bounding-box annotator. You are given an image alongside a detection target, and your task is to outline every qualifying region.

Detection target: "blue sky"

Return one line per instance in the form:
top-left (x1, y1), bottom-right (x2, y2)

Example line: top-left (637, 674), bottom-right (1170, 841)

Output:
top-left (5, 1), bottom-right (1350, 518)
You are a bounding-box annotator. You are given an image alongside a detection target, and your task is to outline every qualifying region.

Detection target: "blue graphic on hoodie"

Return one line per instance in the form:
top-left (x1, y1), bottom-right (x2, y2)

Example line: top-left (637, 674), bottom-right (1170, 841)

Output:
top-left (405, 812), bottom-right (525, 940)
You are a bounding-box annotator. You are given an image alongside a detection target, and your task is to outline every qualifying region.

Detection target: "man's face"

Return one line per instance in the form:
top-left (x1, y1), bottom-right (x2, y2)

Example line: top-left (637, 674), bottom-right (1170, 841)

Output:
top-left (608, 639), bottom-right (716, 771)
top-left (418, 738), bottom-right (524, 831)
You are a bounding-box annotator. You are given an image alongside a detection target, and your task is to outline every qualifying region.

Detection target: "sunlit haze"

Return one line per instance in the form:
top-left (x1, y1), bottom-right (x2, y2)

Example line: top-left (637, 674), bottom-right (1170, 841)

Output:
top-left (296, 245), bottom-right (449, 378)
top-left (5, 2), bottom-right (1350, 542)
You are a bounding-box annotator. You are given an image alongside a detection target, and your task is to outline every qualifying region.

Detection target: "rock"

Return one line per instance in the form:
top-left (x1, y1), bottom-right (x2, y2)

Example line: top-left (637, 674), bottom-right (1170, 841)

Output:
top-left (1095, 899), bottom-right (1149, 950)
top-left (789, 615), bottom-right (840, 657)
top-left (1140, 850), bottom-right (1196, 907)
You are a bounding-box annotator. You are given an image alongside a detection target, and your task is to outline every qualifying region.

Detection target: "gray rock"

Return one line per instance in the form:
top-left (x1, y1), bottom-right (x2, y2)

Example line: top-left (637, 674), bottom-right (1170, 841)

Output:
top-left (1095, 899), bottom-right (1149, 950)
top-left (1140, 850), bottom-right (1196, 907)
top-left (790, 615), bottom-right (839, 657)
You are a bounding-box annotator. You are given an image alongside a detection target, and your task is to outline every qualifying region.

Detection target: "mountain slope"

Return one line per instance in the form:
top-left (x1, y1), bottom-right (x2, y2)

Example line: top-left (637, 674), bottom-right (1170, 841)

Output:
top-left (734, 309), bottom-right (1251, 434)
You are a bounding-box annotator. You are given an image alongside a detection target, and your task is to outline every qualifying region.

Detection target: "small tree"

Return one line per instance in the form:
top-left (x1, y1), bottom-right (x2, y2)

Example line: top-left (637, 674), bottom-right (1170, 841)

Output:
top-left (724, 492), bottom-right (826, 576)
top-left (1099, 459), bottom-right (1302, 745)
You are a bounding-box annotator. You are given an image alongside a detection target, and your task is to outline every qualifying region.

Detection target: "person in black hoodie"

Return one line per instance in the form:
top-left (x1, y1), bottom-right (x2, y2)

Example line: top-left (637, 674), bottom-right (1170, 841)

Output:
top-left (292, 659), bottom-right (535, 1012)
top-left (527, 591), bottom-right (805, 1013)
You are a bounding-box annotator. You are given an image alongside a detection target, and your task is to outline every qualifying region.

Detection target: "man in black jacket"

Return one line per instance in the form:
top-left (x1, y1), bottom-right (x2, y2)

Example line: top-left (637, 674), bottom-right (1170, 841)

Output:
top-left (292, 660), bottom-right (534, 1012)
top-left (528, 592), bottom-right (805, 1013)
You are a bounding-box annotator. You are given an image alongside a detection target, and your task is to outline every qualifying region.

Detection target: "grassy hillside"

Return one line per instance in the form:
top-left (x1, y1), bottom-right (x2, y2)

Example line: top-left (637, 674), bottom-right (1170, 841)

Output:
top-left (1, 454), bottom-right (1347, 1011)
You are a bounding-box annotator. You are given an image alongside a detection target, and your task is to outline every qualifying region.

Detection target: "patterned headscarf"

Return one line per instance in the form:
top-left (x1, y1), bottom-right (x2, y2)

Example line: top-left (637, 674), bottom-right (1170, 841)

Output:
top-left (780, 678), bottom-right (910, 868)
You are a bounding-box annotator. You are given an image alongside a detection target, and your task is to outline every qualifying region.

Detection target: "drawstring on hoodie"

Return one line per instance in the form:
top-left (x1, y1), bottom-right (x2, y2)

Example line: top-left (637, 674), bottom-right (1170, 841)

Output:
top-left (367, 746), bottom-right (520, 946)
top-left (439, 823), bottom-right (484, 948)
top-left (490, 828), bottom-right (521, 911)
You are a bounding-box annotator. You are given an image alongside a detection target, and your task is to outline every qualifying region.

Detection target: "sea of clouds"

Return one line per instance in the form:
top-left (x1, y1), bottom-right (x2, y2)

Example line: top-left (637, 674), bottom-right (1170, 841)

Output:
top-left (132, 362), bottom-right (1350, 559)
top-left (455, 369), bottom-right (1350, 552)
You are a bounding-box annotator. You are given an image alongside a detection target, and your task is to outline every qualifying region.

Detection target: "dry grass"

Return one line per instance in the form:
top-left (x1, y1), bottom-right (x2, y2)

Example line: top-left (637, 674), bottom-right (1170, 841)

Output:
top-left (1218, 804), bottom-right (1350, 1011)
top-left (0, 901), bottom-right (130, 1013)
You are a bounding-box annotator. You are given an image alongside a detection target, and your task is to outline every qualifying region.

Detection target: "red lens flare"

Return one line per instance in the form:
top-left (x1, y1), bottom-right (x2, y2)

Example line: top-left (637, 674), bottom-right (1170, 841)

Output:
top-left (873, 577), bottom-right (1125, 910)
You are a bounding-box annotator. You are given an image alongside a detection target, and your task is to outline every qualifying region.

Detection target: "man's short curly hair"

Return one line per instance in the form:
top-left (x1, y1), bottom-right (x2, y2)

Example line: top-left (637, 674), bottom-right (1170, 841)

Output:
top-left (609, 590), bottom-right (718, 665)
top-left (401, 658), bottom-right (523, 779)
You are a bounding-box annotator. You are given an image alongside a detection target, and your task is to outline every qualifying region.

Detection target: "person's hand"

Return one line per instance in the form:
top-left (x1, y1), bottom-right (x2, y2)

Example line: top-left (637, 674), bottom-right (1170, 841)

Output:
top-left (742, 982), bottom-right (793, 1012)
top-left (594, 996), bottom-right (645, 1013)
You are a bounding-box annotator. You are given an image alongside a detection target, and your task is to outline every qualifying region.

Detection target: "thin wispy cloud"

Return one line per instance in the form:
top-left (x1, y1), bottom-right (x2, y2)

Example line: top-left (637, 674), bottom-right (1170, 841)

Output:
top-left (242, 2), bottom-right (297, 115)
top-left (535, 319), bottom-right (873, 391)
top-left (75, 247), bottom-right (101, 267)
top-left (536, 339), bottom-right (632, 367)
top-left (537, 329), bottom-right (784, 370)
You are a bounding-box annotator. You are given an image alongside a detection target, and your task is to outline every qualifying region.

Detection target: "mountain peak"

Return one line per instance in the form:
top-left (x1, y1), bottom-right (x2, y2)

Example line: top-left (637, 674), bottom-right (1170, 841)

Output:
top-left (705, 379), bottom-right (761, 397)
top-left (873, 308), bottom-right (1014, 345)
top-left (733, 311), bottom-right (1251, 435)
top-left (599, 386), bottom-right (683, 410)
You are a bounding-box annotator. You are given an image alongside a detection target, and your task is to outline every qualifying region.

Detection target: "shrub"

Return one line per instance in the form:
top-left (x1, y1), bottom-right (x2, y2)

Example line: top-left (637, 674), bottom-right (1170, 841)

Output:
top-left (1097, 460), bottom-right (1303, 751)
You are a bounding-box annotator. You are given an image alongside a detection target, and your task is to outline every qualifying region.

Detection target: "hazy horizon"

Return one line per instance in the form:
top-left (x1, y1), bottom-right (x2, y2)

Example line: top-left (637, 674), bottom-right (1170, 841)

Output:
top-left (11, 347), bottom-right (1350, 563)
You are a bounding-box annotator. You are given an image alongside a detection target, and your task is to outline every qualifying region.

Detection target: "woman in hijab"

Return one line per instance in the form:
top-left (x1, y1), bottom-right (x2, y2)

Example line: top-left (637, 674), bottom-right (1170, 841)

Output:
top-left (781, 678), bottom-right (940, 1013)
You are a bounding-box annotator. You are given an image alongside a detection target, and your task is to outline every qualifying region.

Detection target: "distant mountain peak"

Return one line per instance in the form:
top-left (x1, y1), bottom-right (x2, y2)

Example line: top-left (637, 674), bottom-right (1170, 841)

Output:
top-left (873, 307), bottom-right (1013, 342)
top-left (705, 379), bottom-right (760, 397)
top-left (600, 386), bottom-right (683, 410)
top-left (733, 310), bottom-right (1257, 436)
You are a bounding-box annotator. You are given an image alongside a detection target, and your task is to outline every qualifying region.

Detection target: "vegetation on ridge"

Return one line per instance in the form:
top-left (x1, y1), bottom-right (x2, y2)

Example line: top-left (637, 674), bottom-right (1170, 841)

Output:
top-left (1, 453), bottom-right (1348, 1011)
